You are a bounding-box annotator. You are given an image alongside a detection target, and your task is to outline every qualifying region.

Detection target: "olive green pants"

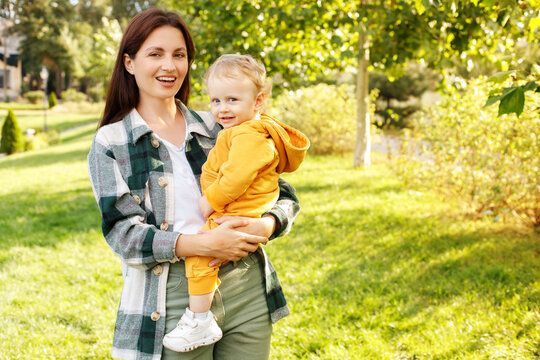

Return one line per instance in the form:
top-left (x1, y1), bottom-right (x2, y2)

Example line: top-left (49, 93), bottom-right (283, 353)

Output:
top-left (162, 252), bottom-right (272, 359)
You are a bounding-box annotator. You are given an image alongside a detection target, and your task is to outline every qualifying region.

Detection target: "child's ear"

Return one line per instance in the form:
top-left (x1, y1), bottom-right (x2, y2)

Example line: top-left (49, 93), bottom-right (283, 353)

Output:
top-left (123, 54), bottom-right (135, 75)
top-left (255, 92), bottom-right (265, 111)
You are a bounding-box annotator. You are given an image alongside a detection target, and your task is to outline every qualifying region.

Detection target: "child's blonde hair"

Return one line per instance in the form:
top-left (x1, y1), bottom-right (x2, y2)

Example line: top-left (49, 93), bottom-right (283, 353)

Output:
top-left (204, 54), bottom-right (272, 100)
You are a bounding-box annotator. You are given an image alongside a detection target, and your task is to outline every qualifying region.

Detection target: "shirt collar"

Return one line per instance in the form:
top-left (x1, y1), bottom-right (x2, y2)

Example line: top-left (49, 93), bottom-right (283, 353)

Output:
top-left (125, 99), bottom-right (218, 146)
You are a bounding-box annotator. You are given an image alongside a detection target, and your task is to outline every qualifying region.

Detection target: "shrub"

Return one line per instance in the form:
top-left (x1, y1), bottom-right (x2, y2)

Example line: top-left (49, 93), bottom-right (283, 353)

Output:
top-left (48, 91), bottom-right (58, 108)
top-left (23, 129), bottom-right (60, 151)
top-left (61, 88), bottom-right (87, 103)
top-left (268, 84), bottom-right (356, 155)
top-left (86, 86), bottom-right (104, 103)
top-left (0, 109), bottom-right (24, 154)
top-left (394, 77), bottom-right (540, 227)
top-left (25, 90), bottom-right (45, 104)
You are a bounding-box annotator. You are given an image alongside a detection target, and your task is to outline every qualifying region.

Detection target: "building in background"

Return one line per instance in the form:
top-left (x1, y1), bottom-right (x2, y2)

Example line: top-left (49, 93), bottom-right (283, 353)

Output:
top-left (0, 19), bottom-right (22, 102)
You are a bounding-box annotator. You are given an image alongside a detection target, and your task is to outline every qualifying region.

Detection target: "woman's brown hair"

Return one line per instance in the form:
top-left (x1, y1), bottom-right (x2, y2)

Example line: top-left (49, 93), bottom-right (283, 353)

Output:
top-left (99, 8), bottom-right (195, 128)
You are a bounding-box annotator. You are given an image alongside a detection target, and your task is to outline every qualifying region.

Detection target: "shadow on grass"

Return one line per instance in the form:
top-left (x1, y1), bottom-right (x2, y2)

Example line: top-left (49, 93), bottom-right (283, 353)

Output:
top-left (0, 186), bottom-right (101, 251)
top-left (0, 124), bottom-right (94, 170)
top-left (0, 147), bottom-right (91, 170)
top-left (282, 205), bottom-right (540, 337)
top-left (60, 127), bottom-right (96, 143)
top-left (294, 181), bottom-right (403, 195)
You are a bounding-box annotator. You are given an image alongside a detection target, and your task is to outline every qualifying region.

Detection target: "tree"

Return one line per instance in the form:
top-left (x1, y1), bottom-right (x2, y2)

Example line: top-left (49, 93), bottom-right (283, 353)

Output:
top-left (111, 0), bottom-right (160, 29)
top-left (14, 0), bottom-right (76, 93)
top-left (171, 1), bottom-right (526, 166)
top-left (0, 109), bottom-right (23, 154)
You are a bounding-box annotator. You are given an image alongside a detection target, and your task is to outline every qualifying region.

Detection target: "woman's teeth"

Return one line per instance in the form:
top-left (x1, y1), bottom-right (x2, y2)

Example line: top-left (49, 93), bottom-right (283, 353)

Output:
top-left (156, 77), bottom-right (175, 82)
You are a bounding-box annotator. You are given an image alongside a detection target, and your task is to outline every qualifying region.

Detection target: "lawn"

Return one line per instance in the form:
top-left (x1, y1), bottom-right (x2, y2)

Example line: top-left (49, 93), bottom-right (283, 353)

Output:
top-left (0, 102), bottom-right (103, 133)
top-left (0, 116), bottom-right (538, 359)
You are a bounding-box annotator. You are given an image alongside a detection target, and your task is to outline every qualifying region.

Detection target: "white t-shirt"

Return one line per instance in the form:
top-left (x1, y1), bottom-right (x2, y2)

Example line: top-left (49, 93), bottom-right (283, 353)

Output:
top-left (130, 107), bottom-right (206, 237)
top-left (157, 134), bottom-right (206, 235)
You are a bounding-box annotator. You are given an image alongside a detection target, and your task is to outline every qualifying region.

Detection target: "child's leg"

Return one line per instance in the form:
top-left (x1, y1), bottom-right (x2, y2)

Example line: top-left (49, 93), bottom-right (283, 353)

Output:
top-left (163, 255), bottom-right (222, 352)
top-left (189, 292), bottom-right (215, 313)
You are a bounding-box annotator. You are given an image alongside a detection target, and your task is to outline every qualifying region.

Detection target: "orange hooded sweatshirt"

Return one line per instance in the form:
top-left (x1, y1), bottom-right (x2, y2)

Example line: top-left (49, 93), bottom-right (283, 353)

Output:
top-left (186, 113), bottom-right (309, 295)
top-left (201, 113), bottom-right (310, 219)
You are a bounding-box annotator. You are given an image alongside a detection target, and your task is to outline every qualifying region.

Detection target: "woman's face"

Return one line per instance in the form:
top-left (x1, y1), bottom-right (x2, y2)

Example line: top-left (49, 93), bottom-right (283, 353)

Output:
top-left (123, 26), bottom-right (188, 103)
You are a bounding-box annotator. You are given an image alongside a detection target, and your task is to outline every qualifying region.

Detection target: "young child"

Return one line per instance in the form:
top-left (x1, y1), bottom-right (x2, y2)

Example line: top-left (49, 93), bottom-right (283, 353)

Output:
top-left (162, 54), bottom-right (310, 352)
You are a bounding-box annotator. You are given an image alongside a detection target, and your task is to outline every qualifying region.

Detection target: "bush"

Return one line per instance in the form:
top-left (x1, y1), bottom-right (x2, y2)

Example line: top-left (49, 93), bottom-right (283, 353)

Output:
top-left (394, 77), bottom-right (540, 227)
top-left (48, 91), bottom-right (58, 108)
top-left (25, 90), bottom-right (45, 104)
top-left (86, 86), bottom-right (105, 103)
top-left (0, 109), bottom-right (24, 154)
top-left (23, 129), bottom-right (60, 151)
top-left (268, 84), bottom-right (356, 155)
top-left (61, 88), bottom-right (87, 103)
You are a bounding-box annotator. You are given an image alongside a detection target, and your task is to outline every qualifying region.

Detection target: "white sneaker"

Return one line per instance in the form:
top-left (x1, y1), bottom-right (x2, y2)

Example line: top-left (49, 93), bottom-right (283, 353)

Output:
top-left (163, 308), bottom-right (222, 352)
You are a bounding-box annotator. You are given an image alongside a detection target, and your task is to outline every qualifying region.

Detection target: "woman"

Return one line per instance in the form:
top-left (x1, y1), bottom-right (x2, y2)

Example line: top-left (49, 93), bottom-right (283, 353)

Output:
top-left (87, 8), bottom-right (299, 360)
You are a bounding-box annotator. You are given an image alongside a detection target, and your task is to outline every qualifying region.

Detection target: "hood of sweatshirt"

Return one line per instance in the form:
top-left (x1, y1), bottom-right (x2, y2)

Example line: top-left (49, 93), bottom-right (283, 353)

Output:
top-left (256, 113), bottom-right (310, 174)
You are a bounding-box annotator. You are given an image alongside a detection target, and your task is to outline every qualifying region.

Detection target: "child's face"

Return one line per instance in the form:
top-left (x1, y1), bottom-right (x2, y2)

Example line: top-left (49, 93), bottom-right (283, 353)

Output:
top-left (207, 75), bottom-right (263, 129)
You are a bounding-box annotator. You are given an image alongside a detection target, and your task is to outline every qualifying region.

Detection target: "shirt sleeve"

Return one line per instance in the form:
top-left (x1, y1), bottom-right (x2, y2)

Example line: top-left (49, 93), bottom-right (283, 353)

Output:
top-left (265, 178), bottom-right (300, 240)
top-left (87, 136), bottom-right (180, 270)
top-left (204, 131), bottom-right (277, 212)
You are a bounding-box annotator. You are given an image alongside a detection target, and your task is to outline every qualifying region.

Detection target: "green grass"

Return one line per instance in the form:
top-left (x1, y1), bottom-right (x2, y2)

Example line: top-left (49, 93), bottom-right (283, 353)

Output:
top-left (0, 124), bottom-right (538, 359)
top-left (0, 102), bottom-right (43, 111)
top-left (0, 102), bottom-right (103, 133)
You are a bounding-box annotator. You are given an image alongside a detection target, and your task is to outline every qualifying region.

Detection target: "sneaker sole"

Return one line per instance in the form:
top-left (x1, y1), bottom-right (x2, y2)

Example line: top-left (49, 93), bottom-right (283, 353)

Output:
top-left (163, 334), bottom-right (223, 353)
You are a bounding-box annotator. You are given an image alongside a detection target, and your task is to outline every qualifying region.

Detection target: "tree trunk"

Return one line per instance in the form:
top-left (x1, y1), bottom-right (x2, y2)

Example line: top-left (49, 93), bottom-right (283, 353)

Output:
top-left (353, 29), bottom-right (371, 167)
top-left (55, 70), bottom-right (63, 96)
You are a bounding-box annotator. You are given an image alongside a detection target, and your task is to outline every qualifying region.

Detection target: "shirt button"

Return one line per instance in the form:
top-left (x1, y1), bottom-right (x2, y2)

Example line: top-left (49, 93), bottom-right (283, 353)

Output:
top-left (153, 265), bottom-right (163, 276)
top-left (151, 138), bottom-right (160, 148)
top-left (158, 177), bottom-right (168, 187)
top-left (151, 311), bottom-right (160, 321)
top-left (132, 194), bottom-right (141, 204)
top-left (160, 222), bottom-right (168, 231)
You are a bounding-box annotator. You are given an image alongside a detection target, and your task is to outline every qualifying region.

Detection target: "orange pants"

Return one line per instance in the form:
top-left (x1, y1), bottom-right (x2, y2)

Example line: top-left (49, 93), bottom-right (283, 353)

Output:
top-left (185, 218), bottom-right (221, 295)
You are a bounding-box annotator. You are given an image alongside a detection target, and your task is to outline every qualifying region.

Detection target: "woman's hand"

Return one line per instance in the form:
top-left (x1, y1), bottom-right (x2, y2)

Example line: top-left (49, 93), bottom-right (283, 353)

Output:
top-left (175, 218), bottom-right (268, 262)
top-left (213, 215), bottom-right (276, 238)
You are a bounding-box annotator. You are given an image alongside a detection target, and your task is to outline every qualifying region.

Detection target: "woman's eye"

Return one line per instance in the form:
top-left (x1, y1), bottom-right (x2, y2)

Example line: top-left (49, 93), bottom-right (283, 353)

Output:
top-left (174, 53), bottom-right (186, 58)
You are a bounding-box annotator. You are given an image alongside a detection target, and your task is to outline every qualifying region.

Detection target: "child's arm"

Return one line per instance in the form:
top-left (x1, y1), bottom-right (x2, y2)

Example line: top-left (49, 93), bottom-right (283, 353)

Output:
top-left (204, 131), bottom-right (276, 212)
top-left (198, 195), bottom-right (214, 218)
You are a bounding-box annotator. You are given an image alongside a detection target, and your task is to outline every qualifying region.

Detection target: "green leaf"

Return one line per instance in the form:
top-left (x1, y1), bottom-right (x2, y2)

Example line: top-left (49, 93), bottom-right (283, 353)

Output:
top-left (484, 94), bottom-right (503, 108)
top-left (487, 70), bottom-right (516, 84)
top-left (484, 86), bottom-right (516, 108)
top-left (498, 87), bottom-right (525, 117)
top-left (522, 81), bottom-right (538, 92)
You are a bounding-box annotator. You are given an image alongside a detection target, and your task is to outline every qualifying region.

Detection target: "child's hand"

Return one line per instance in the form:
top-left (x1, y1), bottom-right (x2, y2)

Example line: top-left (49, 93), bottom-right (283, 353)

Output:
top-left (199, 196), bottom-right (215, 218)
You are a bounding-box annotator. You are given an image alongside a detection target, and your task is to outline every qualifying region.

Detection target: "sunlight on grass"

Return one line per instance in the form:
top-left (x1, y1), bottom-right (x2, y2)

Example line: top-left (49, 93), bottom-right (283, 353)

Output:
top-left (0, 127), bottom-right (538, 359)
top-left (269, 153), bottom-right (540, 359)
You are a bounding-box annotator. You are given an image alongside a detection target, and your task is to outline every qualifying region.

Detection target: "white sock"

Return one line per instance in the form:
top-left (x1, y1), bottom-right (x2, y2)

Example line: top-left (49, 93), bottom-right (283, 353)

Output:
top-left (191, 310), bottom-right (209, 320)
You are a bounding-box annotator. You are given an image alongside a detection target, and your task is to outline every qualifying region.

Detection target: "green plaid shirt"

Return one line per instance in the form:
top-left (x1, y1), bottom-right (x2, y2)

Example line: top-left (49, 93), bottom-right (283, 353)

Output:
top-left (87, 101), bottom-right (299, 360)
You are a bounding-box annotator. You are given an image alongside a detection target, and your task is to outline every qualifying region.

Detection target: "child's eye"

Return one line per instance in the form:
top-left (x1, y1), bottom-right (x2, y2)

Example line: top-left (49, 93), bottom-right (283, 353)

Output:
top-left (211, 99), bottom-right (220, 104)
top-left (228, 98), bottom-right (237, 102)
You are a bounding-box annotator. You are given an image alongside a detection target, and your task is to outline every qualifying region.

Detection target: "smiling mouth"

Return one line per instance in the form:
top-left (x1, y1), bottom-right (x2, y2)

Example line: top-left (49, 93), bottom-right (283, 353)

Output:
top-left (156, 76), bottom-right (176, 82)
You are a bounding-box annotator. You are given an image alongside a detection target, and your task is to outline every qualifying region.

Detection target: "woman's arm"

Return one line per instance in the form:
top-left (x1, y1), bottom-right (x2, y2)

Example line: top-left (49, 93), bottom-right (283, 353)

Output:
top-left (265, 178), bottom-right (300, 239)
top-left (88, 135), bottom-right (180, 270)
top-left (212, 177), bottom-right (299, 240)
top-left (175, 219), bottom-right (268, 260)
